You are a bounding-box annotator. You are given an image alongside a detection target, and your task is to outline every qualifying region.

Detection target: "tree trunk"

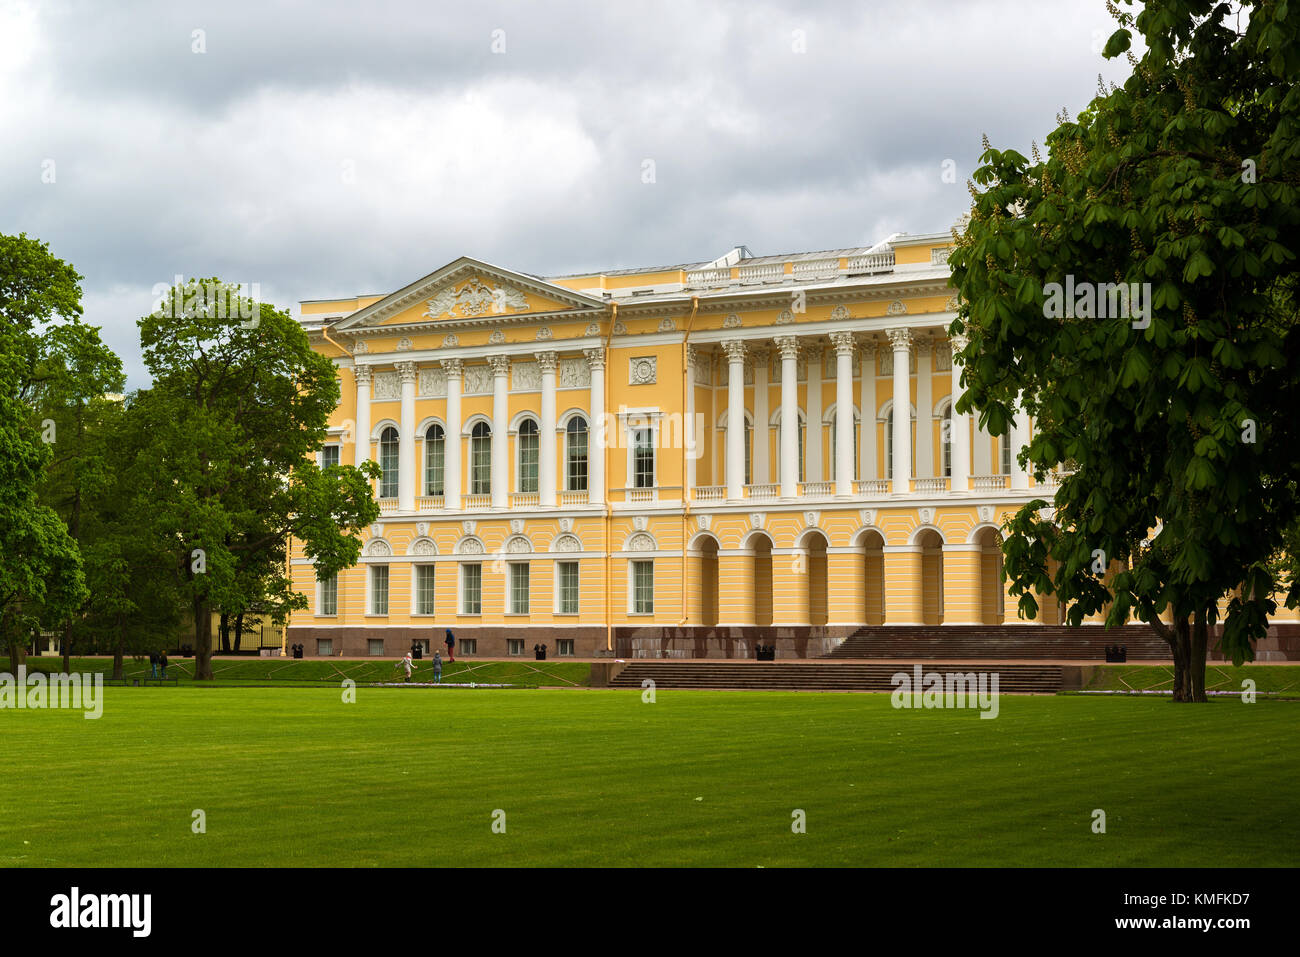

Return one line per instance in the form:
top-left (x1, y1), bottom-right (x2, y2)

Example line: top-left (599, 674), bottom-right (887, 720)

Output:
top-left (1190, 607), bottom-right (1210, 703)
top-left (112, 616), bottom-right (125, 681)
top-left (219, 612), bottom-right (230, 653)
top-left (61, 621), bottom-right (73, 674)
top-left (234, 612), bottom-right (244, 652)
top-left (193, 595), bottom-right (214, 680)
top-left (1169, 617), bottom-right (1192, 702)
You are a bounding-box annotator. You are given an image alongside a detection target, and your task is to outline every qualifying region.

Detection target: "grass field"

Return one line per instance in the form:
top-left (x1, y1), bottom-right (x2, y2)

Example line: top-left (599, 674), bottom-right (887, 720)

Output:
top-left (1, 682), bottom-right (1296, 867)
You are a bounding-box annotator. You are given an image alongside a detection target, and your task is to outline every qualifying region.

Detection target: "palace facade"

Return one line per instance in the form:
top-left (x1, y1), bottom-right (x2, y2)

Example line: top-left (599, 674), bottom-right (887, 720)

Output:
top-left (287, 233), bottom-right (1288, 659)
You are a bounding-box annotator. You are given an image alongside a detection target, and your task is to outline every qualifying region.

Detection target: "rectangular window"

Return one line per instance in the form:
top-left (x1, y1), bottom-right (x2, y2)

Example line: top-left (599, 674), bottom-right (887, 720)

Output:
top-left (632, 559), bottom-right (654, 614)
top-left (509, 563), bottom-right (530, 615)
top-left (557, 561), bottom-right (579, 615)
top-left (1000, 431), bottom-right (1012, 475)
top-left (368, 638), bottom-right (384, 656)
top-left (557, 638), bottom-right (575, 657)
top-left (461, 563), bottom-right (482, 615)
top-left (321, 445), bottom-right (340, 468)
top-left (370, 565), bottom-right (389, 616)
top-left (425, 429), bottom-right (445, 495)
top-left (507, 638), bottom-right (524, 656)
top-left (519, 427), bottom-right (539, 493)
top-left (319, 573), bottom-right (337, 616)
top-left (459, 638), bottom-right (477, 656)
top-left (567, 423), bottom-right (588, 491)
top-left (633, 427), bottom-right (655, 488)
top-left (414, 565), bottom-right (435, 615)
top-left (317, 639), bottom-right (333, 656)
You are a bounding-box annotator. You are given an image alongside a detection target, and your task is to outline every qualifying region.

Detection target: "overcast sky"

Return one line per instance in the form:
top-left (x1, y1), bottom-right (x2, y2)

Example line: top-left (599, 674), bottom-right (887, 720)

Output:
top-left (1, 0), bottom-right (1135, 389)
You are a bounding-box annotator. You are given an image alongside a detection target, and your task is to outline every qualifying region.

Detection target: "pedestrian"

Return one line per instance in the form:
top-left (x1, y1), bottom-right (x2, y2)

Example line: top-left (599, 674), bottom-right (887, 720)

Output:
top-left (397, 651), bottom-right (414, 682)
top-left (149, 651), bottom-right (158, 678)
top-left (433, 650), bottom-right (442, 684)
top-left (159, 651), bottom-right (168, 680)
top-left (444, 628), bottom-right (455, 663)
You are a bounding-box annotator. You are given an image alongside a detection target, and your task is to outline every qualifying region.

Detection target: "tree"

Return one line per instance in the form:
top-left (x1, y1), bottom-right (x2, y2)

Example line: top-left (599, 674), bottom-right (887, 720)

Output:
top-left (949, 0), bottom-right (1300, 701)
top-left (0, 235), bottom-right (90, 666)
top-left (135, 279), bottom-right (380, 679)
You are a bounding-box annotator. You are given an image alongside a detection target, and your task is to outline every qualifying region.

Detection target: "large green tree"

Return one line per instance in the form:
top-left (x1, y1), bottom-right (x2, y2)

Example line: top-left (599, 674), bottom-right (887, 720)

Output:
top-left (950, 0), bottom-right (1300, 701)
top-left (0, 234), bottom-right (91, 666)
top-left (136, 279), bottom-right (379, 679)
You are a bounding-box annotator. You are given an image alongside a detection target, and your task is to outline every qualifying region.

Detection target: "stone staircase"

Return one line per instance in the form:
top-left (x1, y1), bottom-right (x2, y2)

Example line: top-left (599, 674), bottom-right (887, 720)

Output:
top-left (824, 624), bottom-right (1171, 660)
top-left (607, 660), bottom-right (1065, 693)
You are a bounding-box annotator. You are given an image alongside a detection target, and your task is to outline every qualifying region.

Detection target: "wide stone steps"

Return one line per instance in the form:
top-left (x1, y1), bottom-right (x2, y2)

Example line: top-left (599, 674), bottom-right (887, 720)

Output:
top-left (825, 625), bottom-right (1172, 660)
top-left (607, 661), bottom-right (1063, 693)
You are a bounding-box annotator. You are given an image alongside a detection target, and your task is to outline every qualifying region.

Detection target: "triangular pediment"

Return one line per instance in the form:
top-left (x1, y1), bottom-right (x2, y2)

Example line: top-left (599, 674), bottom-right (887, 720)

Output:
top-left (333, 257), bottom-right (606, 331)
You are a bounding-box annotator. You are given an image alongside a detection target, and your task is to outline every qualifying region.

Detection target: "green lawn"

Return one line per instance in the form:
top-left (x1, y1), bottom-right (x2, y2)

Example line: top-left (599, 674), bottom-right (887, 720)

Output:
top-left (1, 686), bottom-right (1296, 866)
top-left (1081, 663), bottom-right (1300, 696)
top-left (7, 656), bottom-right (592, 688)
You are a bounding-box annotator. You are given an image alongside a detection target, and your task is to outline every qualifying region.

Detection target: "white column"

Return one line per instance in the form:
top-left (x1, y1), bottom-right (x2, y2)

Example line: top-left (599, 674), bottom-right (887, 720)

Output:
top-left (1011, 391), bottom-right (1031, 490)
top-left (776, 336), bottom-right (799, 498)
top-left (723, 339), bottom-right (746, 501)
top-left (915, 339), bottom-right (933, 479)
top-left (831, 331), bottom-right (855, 496)
top-left (752, 347), bottom-right (769, 485)
top-left (888, 328), bottom-right (912, 494)
top-left (859, 341), bottom-right (876, 481)
top-left (585, 349), bottom-right (605, 505)
top-left (685, 346), bottom-right (698, 493)
top-left (949, 335), bottom-right (970, 492)
top-left (353, 365), bottom-right (372, 467)
top-left (397, 361), bottom-right (417, 512)
top-left (488, 355), bottom-right (510, 509)
top-left (537, 351), bottom-right (558, 507)
top-left (441, 358), bottom-right (462, 509)
top-left (804, 345), bottom-right (823, 483)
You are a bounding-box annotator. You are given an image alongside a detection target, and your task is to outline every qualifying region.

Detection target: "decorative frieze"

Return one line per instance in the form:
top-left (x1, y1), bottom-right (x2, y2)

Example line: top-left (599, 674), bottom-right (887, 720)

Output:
top-left (559, 356), bottom-right (590, 388)
top-left (419, 367), bottom-right (447, 397)
top-left (512, 360), bottom-right (541, 392)
top-left (424, 277), bottom-right (530, 320)
top-left (463, 365), bottom-right (492, 394)
top-left (373, 371), bottom-right (400, 400)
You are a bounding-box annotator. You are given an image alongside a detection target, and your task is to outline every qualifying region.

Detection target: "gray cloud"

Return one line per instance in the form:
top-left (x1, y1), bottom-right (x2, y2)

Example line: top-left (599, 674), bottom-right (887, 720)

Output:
top-left (0, 0), bottom-right (1135, 388)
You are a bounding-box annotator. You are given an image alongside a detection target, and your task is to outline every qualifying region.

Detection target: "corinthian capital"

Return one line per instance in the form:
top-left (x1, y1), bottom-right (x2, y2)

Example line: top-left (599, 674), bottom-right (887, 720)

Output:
top-left (774, 336), bottom-right (799, 361)
top-left (395, 361), bottom-right (418, 383)
top-left (583, 348), bottom-right (606, 371)
top-left (886, 327), bottom-right (913, 352)
top-left (487, 354), bottom-right (511, 377)
top-left (440, 357), bottom-right (463, 377)
top-left (535, 351), bottom-right (558, 374)
top-left (722, 339), bottom-right (747, 363)
top-left (354, 365), bottom-right (372, 385)
top-left (830, 330), bottom-right (855, 357)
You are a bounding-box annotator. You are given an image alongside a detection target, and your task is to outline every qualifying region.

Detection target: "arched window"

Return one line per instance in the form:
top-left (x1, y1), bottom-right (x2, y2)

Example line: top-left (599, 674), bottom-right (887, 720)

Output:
top-left (470, 422), bottom-right (492, 494)
top-left (518, 419), bottom-right (539, 493)
top-left (776, 411), bottom-right (805, 484)
top-left (378, 426), bottom-right (399, 498)
top-left (884, 408), bottom-right (915, 479)
top-left (424, 423), bottom-right (445, 496)
top-left (942, 405), bottom-right (953, 477)
top-left (829, 410), bottom-right (859, 480)
top-left (566, 417), bottom-right (588, 491)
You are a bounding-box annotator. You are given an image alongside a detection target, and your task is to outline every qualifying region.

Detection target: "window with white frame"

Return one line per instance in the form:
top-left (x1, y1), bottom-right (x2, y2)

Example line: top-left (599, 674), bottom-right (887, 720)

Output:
top-left (507, 638), bottom-right (524, 656)
top-left (508, 562), bottom-right (530, 614)
top-left (556, 638), bottom-right (575, 656)
top-left (424, 423), bottom-right (445, 495)
top-left (461, 563), bottom-right (482, 615)
top-left (368, 638), bottom-right (384, 656)
top-left (518, 419), bottom-right (539, 493)
top-left (378, 427), bottom-right (399, 498)
top-left (317, 638), bottom-right (333, 656)
top-left (829, 410), bottom-right (859, 480)
top-left (318, 572), bottom-right (337, 616)
top-left (885, 407), bottom-right (915, 479)
top-left (942, 405), bottom-right (953, 477)
top-left (556, 560), bottom-right (579, 614)
top-left (470, 422), bottom-right (491, 494)
top-left (632, 426), bottom-right (655, 488)
top-left (321, 445), bottom-right (341, 468)
top-left (566, 417), bottom-right (588, 491)
top-left (369, 564), bottom-right (389, 615)
top-left (1000, 429), bottom-right (1012, 475)
top-left (631, 559), bottom-right (654, 614)
top-left (413, 565), bottom-right (435, 615)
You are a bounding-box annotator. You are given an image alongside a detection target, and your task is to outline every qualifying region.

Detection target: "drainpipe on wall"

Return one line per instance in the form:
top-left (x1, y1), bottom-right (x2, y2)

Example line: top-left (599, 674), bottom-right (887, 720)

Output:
top-left (603, 303), bottom-right (618, 654)
top-left (679, 297), bottom-right (699, 630)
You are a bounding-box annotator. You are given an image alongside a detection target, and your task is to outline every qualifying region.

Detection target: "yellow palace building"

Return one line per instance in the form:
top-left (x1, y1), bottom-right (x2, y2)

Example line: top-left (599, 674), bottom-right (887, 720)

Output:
top-left (285, 233), bottom-right (1262, 659)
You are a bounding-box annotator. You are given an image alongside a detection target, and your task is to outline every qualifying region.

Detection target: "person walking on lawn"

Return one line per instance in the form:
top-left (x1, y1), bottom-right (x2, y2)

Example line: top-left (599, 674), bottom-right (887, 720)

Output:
top-left (159, 652), bottom-right (168, 680)
top-left (433, 650), bottom-right (443, 684)
top-left (444, 628), bottom-right (455, 663)
top-left (396, 651), bottom-right (415, 682)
